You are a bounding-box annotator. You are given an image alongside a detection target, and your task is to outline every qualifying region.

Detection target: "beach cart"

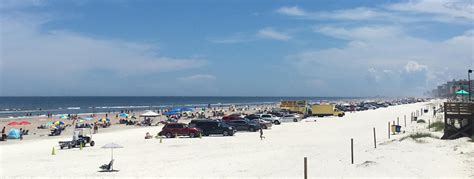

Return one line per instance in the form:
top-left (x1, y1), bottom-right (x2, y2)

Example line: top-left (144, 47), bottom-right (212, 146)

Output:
top-left (58, 128), bottom-right (95, 149)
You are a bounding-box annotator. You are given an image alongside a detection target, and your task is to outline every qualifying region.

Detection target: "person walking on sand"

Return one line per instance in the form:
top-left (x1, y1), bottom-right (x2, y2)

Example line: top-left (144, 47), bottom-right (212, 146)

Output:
top-left (260, 128), bottom-right (265, 140)
top-left (1, 126), bottom-right (5, 134)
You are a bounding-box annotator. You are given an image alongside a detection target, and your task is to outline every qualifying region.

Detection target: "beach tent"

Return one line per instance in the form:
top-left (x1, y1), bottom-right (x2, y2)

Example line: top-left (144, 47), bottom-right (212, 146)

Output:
top-left (119, 113), bottom-right (129, 117)
top-left (60, 115), bottom-right (68, 119)
top-left (7, 128), bottom-right (20, 139)
top-left (19, 121), bottom-right (31, 125)
top-left (456, 90), bottom-right (469, 95)
top-left (7, 121), bottom-right (19, 126)
top-left (139, 111), bottom-right (160, 117)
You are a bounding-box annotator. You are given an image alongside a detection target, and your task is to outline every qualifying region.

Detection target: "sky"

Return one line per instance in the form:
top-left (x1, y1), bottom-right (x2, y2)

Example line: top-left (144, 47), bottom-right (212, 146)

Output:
top-left (0, 0), bottom-right (473, 97)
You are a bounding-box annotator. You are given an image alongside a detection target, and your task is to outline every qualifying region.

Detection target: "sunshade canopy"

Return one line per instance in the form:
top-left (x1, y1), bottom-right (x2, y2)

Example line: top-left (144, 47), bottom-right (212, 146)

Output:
top-left (139, 111), bottom-right (160, 117)
top-left (456, 90), bottom-right (469, 95)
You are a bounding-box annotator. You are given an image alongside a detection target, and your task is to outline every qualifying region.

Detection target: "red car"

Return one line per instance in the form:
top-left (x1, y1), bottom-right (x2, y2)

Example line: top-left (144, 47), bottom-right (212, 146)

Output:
top-left (222, 113), bottom-right (245, 120)
top-left (158, 123), bottom-right (202, 138)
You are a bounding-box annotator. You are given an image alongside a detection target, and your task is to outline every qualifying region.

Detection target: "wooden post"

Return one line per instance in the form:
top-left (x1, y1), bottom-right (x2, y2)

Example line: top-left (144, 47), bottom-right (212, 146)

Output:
top-left (304, 157), bottom-right (307, 179)
top-left (404, 115), bottom-right (406, 127)
top-left (388, 122), bottom-right (391, 139)
top-left (373, 127), bottom-right (376, 149)
top-left (397, 117), bottom-right (399, 125)
top-left (428, 120), bottom-right (431, 131)
top-left (351, 138), bottom-right (354, 164)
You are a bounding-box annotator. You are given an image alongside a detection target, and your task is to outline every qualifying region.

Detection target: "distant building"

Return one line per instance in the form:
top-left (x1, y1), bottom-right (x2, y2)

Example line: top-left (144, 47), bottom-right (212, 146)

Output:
top-left (430, 79), bottom-right (473, 98)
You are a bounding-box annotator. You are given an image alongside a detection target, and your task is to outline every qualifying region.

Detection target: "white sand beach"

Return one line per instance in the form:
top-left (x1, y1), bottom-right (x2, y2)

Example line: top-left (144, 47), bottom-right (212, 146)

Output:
top-left (1, 101), bottom-right (473, 178)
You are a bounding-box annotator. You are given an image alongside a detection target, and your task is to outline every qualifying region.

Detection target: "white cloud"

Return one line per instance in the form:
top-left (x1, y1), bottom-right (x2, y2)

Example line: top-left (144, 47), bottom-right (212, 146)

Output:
top-left (0, 14), bottom-right (207, 95)
top-left (177, 74), bottom-right (216, 82)
top-left (404, 61), bottom-right (428, 73)
top-left (208, 33), bottom-right (253, 44)
top-left (257, 28), bottom-right (291, 41)
top-left (387, 0), bottom-right (474, 20)
top-left (290, 25), bottom-right (474, 96)
top-left (315, 26), bottom-right (402, 41)
top-left (276, 6), bottom-right (307, 16)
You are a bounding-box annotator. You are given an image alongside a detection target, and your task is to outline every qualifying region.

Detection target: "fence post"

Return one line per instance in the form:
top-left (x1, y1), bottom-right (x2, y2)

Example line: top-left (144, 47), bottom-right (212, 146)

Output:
top-left (404, 115), bottom-right (406, 127)
top-left (397, 117), bottom-right (399, 125)
top-left (351, 138), bottom-right (354, 164)
top-left (428, 120), bottom-right (431, 131)
top-left (304, 157), bottom-right (307, 179)
top-left (388, 122), bottom-right (390, 139)
top-left (373, 127), bottom-right (376, 149)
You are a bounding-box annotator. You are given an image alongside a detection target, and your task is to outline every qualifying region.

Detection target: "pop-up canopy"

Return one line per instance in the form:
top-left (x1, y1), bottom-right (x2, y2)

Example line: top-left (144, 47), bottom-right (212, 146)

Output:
top-left (456, 90), bottom-right (469, 95)
top-left (139, 111), bottom-right (160, 117)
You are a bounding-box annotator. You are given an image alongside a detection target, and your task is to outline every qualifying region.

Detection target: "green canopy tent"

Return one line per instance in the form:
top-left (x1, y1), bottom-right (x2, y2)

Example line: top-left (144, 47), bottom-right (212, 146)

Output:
top-left (455, 90), bottom-right (469, 95)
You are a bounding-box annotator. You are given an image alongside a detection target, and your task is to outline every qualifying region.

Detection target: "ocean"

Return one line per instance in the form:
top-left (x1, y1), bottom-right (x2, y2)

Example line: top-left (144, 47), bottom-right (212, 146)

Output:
top-left (0, 96), bottom-right (360, 118)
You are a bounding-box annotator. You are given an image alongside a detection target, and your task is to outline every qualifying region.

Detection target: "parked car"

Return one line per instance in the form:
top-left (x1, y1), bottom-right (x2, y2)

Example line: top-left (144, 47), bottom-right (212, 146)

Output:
top-left (260, 114), bottom-right (282, 125)
top-left (222, 113), bottom-right (245, 120)
top-left (250, 118), bottom-right (272, 129)
top-left (281, 114), bottom-right (302, 122)
top-left (189, 119), bottom-right (236, 136)
top-left (225, 118), bottom-right (261, 132)
top-left (158, 123), bottom-right (202, 138)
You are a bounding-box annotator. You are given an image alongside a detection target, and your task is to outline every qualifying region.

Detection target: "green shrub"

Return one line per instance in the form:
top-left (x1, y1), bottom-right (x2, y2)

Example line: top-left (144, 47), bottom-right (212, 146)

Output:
top-left (428, 121), bottom-right (444, 131)
top-left (417, 119), bottom-right (426, 123)
top-left (400, 132), bottom-right (437, 142)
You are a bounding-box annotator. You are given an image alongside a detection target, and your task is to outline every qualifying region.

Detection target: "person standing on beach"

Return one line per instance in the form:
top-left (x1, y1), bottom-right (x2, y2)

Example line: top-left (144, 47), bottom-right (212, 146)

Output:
top-left (1, 126), bottom-right (5, 134)
top-left (260, 128), bottom-right (264, 140)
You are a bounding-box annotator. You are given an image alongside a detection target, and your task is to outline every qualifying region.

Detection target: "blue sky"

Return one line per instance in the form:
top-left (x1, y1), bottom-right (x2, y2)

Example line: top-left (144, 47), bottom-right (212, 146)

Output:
top-left (1, 0), bottom-right (473, 96)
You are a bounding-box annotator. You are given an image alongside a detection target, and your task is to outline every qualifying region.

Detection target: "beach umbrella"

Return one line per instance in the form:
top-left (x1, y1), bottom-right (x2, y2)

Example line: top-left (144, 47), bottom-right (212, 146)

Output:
top-left (54, 121), bottom-right (65, 126)
top-left (102, 143), bottom-right (123, 161)
top-left (60, 115), bottom-right (68, 119)
top-left (19, 121), bottom-right (31, 125)
top-left (7, 121), bottom-right (19, 126)
top-left (180, 107), bottom-right (194, 112)
top-left (119, 113), bottom-right (129, 117)
top-left (77, 119), bottom-right (85, 123)
top-left (456, 90), bottom-right (469, 95)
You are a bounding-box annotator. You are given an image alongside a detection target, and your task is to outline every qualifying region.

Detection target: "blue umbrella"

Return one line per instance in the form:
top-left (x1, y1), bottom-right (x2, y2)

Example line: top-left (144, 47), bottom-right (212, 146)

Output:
top-left (119, 113), bottom-right (129, 117)
top-left (180, 107), bottom-right (194, 112)
top-left (60, 115), bottom-right (68, 119)
top-left (163, 111), bottom-right (178, 116)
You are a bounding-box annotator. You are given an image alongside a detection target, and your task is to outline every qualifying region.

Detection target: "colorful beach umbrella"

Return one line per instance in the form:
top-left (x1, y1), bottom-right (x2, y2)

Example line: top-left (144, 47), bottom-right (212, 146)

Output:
top-left (7, 121), bottom-right (19, 126)
top-left (19, 121), bottom-right (31, 125)
top-left (98, 118), bottom-right (110, 122)
top-left (54, 121), bottom-right (65, 125)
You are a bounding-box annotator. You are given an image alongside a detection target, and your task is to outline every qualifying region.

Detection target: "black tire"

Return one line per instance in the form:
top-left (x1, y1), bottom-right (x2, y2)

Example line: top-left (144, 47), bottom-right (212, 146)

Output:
top-left (338, 114), bottom-right (344, 117)
top-left (60, 146), bottom-right (64, 149)
top-left (90, 141), bottom-right (95, 147)
top-left (165, 132), bottom-right (172, 138)
top-left (67, 145), bottom-right (72, 149)
top-left (293, 118), bottom-right (298, 122)
top-left (189, 132), bottom-right (196, 138)
top-left (223, 131), bottom-right (229, 136)
top-left (274, 120), bottom-right (281, 125)
top-left (249, 127), bottom-right (256, 132)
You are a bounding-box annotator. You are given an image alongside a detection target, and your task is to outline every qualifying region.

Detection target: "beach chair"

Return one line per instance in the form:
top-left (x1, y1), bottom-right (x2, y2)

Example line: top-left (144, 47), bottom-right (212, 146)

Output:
top-left (99, 159), bottom-right (118, 172)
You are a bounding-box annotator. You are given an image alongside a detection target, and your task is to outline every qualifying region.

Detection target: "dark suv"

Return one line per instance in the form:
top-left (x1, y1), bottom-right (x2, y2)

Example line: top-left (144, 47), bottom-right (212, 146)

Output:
top-left (224, 118), bottom-right (261, 132)
top-left (189, 120), bottom-right (236, 136)
top-left (158, 123), bottom-right (202, 138)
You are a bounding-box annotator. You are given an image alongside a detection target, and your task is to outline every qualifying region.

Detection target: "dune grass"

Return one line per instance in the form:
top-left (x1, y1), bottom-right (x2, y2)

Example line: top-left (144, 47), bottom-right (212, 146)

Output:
top-left (417, 119), bottom-right (426, 123)
top-left (400, 132), bottom-right (437, 143)
top-left (428, 121), bottom-right (444, 131)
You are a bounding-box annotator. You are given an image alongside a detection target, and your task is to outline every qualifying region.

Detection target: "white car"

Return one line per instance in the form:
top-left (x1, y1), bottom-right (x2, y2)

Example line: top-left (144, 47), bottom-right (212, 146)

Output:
top-left (260, 114), bottom-right (281, 125)
top-left (281, 114), bottom-right (302, 122)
